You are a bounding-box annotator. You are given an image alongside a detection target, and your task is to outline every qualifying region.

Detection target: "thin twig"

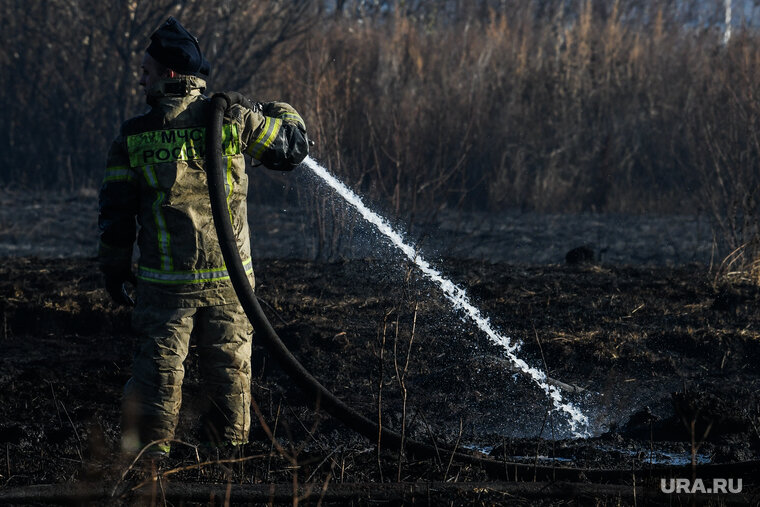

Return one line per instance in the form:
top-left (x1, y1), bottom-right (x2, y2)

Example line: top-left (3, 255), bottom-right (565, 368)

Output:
top-left (532, 324), bottom-right (549, 385)
top-left (282, 398), bottom-right (341, 488)
top-left (534, 410), bottom-right (549, 482)
top-left (284, 403), bottom-right (340, 477)
top-left (160, 455), bottom-right (268, 479)
top-left (157, 473), bottom-right (167, 507)
top-left (316, 471), bottom-right (332, 507)
top-left (110, 439), bottom-right (196, 497)
top-left (257, 296), bottom-right (292, 326)
top-left (417, 411), bottom-right (442, 469)
top-left (58, 401), bottom-right (83, 462)
top-left (534, 325), bottom-right (558, 481)
top-left (305, 448), bottom-right (340, 484)
top-left (45, 381), bottom-right (63, 426)
top-left (377, 310), bottom-right (392, 482)
top-left (392, 312), bottom-right (403, 482)
top-left (444, 419), bottom-right (463, 481)
top-left (251, 397), bottom-right (289, 460)
top-left (396, 302), bottom-right (419, 482)
top-left (284, 396), bottom-right (324, 457)
top-left (265, 399), bottom-right (283, 481)
top-left (126, 455), bottom-right (268, 495)
top-left (224, 479), bottom-right (232, 507)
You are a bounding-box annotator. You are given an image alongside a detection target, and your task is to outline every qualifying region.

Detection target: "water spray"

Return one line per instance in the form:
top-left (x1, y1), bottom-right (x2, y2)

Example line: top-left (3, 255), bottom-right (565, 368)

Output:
top-left (200, 93), bottom-right (760, 484)
top-left (302, 157), bottom-right (589, 437)
top-left (207, 92), bottom-right (587, 460)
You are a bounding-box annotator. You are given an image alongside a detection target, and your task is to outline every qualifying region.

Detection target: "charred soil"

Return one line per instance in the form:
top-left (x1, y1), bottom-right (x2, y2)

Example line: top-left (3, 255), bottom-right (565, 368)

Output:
top-left (1, 257), bottom-right (760, 505)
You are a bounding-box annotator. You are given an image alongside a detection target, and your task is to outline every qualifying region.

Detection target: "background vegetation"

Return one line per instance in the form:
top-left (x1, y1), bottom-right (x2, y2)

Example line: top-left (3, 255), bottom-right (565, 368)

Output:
top-left (2, 0), bottom-right (760, 267)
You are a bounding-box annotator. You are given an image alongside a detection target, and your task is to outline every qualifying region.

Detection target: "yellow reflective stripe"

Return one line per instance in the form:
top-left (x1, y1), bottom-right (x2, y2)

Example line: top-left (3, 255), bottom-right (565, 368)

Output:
top-left (279, 112), bottom-right (305, 130)
top-left (222, 124), bottom-right (240, 156)
top-left (225, 155), bottom-right (235, 225)
top-left (137, 259), bottom-right (254, 285)
top-left (248, 117), bottom-right (282, 160)
top-left (103, 165), bottom-right (135, 183)
top-left (142, 165), bottom-right (173, 271)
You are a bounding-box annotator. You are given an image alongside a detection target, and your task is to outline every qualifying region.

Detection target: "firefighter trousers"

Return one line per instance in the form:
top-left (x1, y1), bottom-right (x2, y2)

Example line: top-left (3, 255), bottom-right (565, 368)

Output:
top-left (122, 301), bottom-right (253, 453)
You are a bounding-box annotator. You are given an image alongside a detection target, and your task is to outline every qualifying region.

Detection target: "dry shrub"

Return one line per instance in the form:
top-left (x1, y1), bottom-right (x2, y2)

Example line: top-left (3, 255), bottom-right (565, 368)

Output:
top-left (264, 2), bottom-right (733, 216)
top-left (686, 31), bottom-right (760, 282)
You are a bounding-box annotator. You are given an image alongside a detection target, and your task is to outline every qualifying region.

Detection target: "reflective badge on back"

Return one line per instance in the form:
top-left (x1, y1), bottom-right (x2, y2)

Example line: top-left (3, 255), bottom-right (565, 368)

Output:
top-left (126, 124), bottom-right (239, 167)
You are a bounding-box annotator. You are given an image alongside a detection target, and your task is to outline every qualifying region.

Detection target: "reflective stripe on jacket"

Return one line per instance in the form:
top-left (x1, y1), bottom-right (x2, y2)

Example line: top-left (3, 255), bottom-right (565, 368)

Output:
top-left (98, 76), bottom-right (308, 307)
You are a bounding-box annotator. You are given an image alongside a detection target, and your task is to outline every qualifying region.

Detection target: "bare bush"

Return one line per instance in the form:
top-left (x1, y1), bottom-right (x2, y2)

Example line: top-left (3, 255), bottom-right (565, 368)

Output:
top-left (2, 0), bottom-right (759, 234)
top-left (687, 32), bottom-right (760, 281)
top-left (266, 2), bottom-right (735, 215)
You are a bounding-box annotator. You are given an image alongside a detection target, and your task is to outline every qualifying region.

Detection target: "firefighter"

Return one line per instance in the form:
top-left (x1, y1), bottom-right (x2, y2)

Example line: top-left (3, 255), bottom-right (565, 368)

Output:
top-left (98, 17), bottom-right (308, 457)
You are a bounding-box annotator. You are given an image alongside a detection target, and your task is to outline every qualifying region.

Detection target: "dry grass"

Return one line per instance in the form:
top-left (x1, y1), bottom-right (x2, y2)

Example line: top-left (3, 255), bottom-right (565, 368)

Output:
top-left (269, 3), bottom-right (739, 216)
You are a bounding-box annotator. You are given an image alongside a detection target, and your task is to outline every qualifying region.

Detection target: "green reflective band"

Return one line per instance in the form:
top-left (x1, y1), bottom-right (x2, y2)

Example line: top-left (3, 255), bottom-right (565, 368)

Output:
top-left (126, 124), bottom-right (239, 167)
top-left (103, 165), bottom-right (135, 183)
top-left (279, 112), bottom-right (305, 130)
top-left (137, 258), bottom-right (254, 285)
top-left (225, 155), bottom-right (235, 225)
top-left (222, 123), bottom-right (240, 157)
top-left (142, 165), bottom-right (173, 271)
top-left (248, 117), bottom-right (282, 160)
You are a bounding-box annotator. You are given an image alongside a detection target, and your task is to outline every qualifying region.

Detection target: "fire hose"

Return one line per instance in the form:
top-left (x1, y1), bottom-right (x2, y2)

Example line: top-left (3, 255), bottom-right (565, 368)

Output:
top-left (204, 92), bottom-right (756, 483)
top-left (205, 91), bottom-right (441, 461)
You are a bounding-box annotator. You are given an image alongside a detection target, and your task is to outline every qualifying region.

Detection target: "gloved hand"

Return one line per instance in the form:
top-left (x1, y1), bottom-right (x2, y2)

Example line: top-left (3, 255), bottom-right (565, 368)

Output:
top-left (102, 265), bottom-right (137, 306)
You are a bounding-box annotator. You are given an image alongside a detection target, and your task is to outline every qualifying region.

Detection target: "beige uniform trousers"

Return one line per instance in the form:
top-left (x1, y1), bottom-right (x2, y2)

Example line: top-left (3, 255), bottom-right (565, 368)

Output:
top-left (122, 301), bottom-right (253, 452)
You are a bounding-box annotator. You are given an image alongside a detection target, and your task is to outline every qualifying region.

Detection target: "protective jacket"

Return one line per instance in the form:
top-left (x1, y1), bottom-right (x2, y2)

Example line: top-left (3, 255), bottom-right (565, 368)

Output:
top-left (98, 75), bottom-right (308, 306)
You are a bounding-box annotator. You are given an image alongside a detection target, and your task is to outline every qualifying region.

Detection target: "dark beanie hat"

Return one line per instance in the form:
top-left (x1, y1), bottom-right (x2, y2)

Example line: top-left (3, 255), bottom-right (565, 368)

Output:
top-left (147, 17), bottom-right (210, 77)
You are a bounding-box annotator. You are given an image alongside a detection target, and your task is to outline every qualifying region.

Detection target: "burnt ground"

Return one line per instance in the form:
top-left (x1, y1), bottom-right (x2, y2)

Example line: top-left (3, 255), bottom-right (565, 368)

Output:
top-left (1, 256), bottom-right (760, 505)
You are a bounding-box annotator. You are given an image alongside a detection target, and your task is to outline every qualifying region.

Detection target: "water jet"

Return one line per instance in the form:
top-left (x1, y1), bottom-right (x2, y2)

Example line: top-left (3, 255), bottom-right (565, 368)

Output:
top-left (302, 156), bottom-right (590, 437)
